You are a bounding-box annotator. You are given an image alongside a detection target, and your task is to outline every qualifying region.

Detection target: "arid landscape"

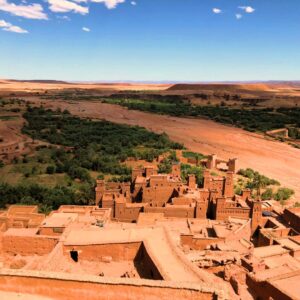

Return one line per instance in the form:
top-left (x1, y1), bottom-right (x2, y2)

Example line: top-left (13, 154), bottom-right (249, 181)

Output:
top-left (32, 98), bottom-right (300, 197)
top-left (1, 79), bottom-right (299, 197)
top-left (1, 1), bottom-right (300, 299)
top-left (0, 80), bottom-right (300, 300)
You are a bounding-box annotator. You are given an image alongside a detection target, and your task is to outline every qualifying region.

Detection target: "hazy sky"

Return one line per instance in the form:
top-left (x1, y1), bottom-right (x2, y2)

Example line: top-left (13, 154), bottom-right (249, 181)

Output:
top-left (0, 0), bottom-right (299, 81)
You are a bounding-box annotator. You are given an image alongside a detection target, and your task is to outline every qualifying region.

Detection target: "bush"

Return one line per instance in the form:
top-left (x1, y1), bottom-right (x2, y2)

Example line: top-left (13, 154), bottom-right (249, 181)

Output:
top-left (274, 188), bottom-right (295, 201)
top-left (261, 188), bottom-right (273, 200)
top-left (180, 164), bottom-right (204, 185)
top-left (46, 165), bottom-right (56, 174)
top-left (22, 107), bottom-right (182, 178)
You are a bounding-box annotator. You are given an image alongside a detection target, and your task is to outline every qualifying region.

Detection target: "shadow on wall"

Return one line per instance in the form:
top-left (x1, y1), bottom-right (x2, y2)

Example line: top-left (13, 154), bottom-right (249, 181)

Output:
top-left (134, 243), bottom-right (163, 280)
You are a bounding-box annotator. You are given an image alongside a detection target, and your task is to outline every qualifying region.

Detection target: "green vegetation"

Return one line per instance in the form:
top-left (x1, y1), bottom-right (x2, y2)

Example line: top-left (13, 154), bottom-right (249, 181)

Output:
top-left (22, 107), bottom-right (183, 179)
top-left (180, 164), bottom-right (204, 186)
top-left (158, 151), bottom-right (179, 174)
top-left (0, 115), bottom-right (17, 121)
top-left (0, 106), bottom-right (184, 211)
top-left (237, 168), bottom-right (294, 201)
top-left (238, 168), bottom-right (280, 188)
top-left (102, 98), bottom-right (300, 134)
top-left (288, 127), bottom-right (300, 139)
top-left (261, 188), bottom-right (273, 200)
top-left (273, 188), bottom-right (295, 201)
top-left (182, 151), bottom-right (206, 161)
top-left (0, 182), bottom-right (94, 213)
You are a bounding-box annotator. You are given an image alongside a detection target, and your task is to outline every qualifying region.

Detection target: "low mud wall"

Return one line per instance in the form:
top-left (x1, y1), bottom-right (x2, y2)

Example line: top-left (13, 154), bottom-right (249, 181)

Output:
top-left (0, 269), bottom-right (219, 300)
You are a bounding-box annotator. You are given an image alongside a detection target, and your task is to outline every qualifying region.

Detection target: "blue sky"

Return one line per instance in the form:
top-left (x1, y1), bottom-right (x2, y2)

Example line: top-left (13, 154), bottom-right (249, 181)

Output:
top-left (0, 0), bottom-right (299, 81)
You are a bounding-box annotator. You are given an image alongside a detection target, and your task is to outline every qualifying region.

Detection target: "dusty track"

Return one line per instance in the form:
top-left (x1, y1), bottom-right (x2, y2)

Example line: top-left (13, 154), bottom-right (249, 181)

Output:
top-left (29, 98), bottom-right (300, 198)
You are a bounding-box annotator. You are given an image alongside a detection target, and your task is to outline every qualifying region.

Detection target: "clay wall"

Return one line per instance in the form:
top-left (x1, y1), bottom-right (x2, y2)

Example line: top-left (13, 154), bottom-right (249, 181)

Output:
top-left (135, 243), bottom-right (164, 280)
top-left (283, 208), bottom-right (300, 232)
top-left (199, 190), bottom-right (210, 202)
top-left (246, 271), bottom-right (299, 300)
top-left (195, 201), bottom-right (207, 219)
top-left (209, 180), bottom-right (224, 197)
top-left (95, 180), bottom-right (105, 206)
top-left (257, 231), bottom-right (273, 247)
top-left (251, 201), bottom-right (262, 233)
top-left (171, 164), bottom-right (181, 177)
top-left (266, 128), bottom-right (289, 139)
top-left (216, 205), bottom-right (250, 221)
top-left (227, 159), bottom-right (237, 173)
top-left (0, 212), bottom-right (45, 231)
top-left (38, 227), bottom-right (64, 236)
top-left (0, 270), bottom-right (217, 300)
top-left (101, 197), bottom-right (115, 217)
top-left (0, 142), bottom-right (20, 156)
top-left (257, 228), bottom-right (297, 247)
top-left (241, 189), bottom-right (251, 201)
top-left (7, 205), bottom-right (38, 214)
top-left (115, 202), bottom-right (144, 223)
top-left (225, 219), bottom-right (251, 242)
top-left (142, 186), bottom-right (178, 207)
top-left (64, 242), bottom-right (142, 262)
top-left (3, 234), bottom-right (58, 256)
top-left (144, 206), bottom-right (195, 218)
top-left (187, 157), bottom-right (197, 164)
top-left (57, 205), bottom-right (92, 214)
top-left (180, 234), bottom-right (224, 250)
top-left (172, 197), bottom-right (193, 205)
top-left (224, 172), bottom-right (234, 198)
top-left (132, 167), bottom-right (143, 181)
top-left (145, 166), bottom-right (157, 178)
top-left (206, 155), bottom-right (237, 173)
top-left (187, 174), bottom-right (196, 189)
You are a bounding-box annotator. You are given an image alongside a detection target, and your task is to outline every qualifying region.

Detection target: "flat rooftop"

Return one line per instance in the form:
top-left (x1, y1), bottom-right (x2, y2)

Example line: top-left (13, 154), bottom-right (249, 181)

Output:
top-left (253, 245), bottom-right (290, 259)
top-left (271, 273), bottom-right (300, 300)
top-left (64, 226), bottom-right (207, 283)
top-left (65, 227), bottom-right (158, 245)
top-left (3, 228), bottom-right (39, 237)
top-left (40, 213), bottom-right (78, 228)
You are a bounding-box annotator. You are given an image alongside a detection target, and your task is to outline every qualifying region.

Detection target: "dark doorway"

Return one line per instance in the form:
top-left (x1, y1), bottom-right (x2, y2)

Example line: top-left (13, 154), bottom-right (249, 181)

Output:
top-left (70, 250), bottom-right (78, 262)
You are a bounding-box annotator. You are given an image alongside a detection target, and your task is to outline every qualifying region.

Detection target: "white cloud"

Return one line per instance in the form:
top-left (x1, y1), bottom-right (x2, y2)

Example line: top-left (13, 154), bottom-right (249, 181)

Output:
top-left (239, 6), bottom-right (255, 13)
top-left (82, 26), bottom-right (90, 32)
top-left (48, 0), bottom-right (124, 14)
top-left (91, 0), bottom-right (125, 9)
top-left (131, 1), bottom-right (136, 5)
top-left (236, 13), bottom-right (242, 20)
top-left (4, 24), bottom-right (28, 33)
top-left (0, 19), bottom-right (10, 27)
top-left (0, 19), bottom-right (28, 33)
top-left (0, 0), bottom-right (47, 20)
top-left (212, 8), bottom-right (222, 14)
top-left (48, 0), bottom-right (88, 14)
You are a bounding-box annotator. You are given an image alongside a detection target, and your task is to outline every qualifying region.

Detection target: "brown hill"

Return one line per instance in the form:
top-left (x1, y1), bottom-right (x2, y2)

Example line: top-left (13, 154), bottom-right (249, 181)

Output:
top-left (168, 83), bottom-right (273, 92)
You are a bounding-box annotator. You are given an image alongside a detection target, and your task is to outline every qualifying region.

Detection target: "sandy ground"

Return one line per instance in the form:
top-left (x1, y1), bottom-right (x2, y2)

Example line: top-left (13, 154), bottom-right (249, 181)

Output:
top-left (0, 80), bottom-right (170, 92)
top-left (30, 99), bottom-right (300, 198)
top-left (0, 291), bottom-right (54, 300)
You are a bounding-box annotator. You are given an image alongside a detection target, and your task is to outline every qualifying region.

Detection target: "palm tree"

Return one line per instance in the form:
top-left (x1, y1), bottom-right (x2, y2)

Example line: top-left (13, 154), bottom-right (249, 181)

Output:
top-left (253, 174), bottom-right (266, 197)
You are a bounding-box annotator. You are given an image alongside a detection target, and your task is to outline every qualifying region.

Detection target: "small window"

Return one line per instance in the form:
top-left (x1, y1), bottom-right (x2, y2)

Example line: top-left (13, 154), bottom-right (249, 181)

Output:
top-left (70, 250), bottom-right (78, 262)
